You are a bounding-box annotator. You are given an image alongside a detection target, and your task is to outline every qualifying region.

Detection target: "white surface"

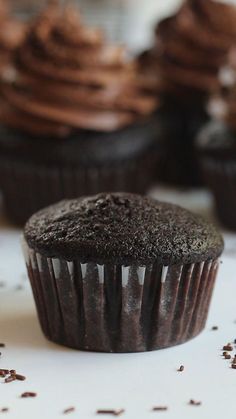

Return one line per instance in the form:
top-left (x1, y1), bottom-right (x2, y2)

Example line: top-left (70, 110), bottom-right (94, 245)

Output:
top-left (0, 188), bottom-right (236, 418)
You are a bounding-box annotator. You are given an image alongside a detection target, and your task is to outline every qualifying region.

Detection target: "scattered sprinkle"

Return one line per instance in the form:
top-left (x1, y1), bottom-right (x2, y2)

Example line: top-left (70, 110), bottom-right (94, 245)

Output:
top-left (0, 408), bottom-right (9, 413)
top-left (96, 409), bottom-right (125, 416)
top-left (232, 364), bottom-right (236, 369)
top-left (152, 406), bottom-right (168, 411)
top-left (5, 376), bottom-right (16, 384)
top-left (177, 365), bottom-right (184, 372)
top-left (224, 354), bottom-right (231, 360)
top-left (189, 400), bottom-right (202, 406)
top-left (21, 392), bottom-right (37, 398)
top-left (14, 374), bottom-right (26, 381)
top-left (223, 344), bottom-right (233, 351)
top-left (212, 326), bottom-right (218, 331)
top-left (63, 407), bottom-right (75, 414)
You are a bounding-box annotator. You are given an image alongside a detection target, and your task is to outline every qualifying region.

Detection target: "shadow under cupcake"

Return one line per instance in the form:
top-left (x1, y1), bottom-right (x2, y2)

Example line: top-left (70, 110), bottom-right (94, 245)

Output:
top-left (23, 192), bottom-right (223, 353)
top-left (0, 3), bottom-right (160, 225)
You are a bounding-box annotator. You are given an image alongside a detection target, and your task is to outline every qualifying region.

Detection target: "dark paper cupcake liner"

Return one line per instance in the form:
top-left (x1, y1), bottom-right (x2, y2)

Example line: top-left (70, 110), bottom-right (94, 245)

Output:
top-left (0, 154), bottom-right (156, 225)
top-left (22, 239), bottom-right (220, 353)
top-left (200, 157), bottom-right (236, 229)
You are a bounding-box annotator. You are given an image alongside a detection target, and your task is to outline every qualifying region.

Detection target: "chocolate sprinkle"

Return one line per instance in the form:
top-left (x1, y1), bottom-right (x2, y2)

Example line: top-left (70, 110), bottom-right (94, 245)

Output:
top-left (177, 365), bottom-right (184, 372)
top-left (21, 392), bottom-right (37, 398)
top-left (63, 407), bottom-right (75, 414)
top-left (96, 409), bottom-right (125, 416)
top-left (189, 400), bottom-right (202, 406)
top-left (232, 364), bottom-right (236, 369)
top-left (225, 354), bottom-right (231, 360)
top-left (5, 376), bottom-right (16, 383)
top-left (0, 408), bottom-right (9, 413)
top-left (14, 374), bottom-right (26, 381)
top-left (212, 326), bottom-right (218, 331)
top-left (152, 406), bottom-right (168, 411)
top-left (223, 344), bottom-right (233, 351)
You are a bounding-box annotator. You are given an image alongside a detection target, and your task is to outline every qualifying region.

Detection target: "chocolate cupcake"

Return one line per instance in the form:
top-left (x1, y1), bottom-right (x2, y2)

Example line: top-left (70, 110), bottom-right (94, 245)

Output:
top-left (197, 89), bottom-right (236, 230)
top-left (138, 0), bottom-right (236, 186)
top-left (0, 4), bottom-right (159, 225)
top-left (0, 0), bottom-right (25, 73)
top-left (23, 192), bottom-right (223, 353)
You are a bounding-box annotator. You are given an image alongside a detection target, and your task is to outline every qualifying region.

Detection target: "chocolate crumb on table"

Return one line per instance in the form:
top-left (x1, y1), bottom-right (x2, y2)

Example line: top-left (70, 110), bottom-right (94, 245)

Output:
top-left (152, 406), bottom-right (168, 411)
top-left (211, 326), bottom-right (218, 331)
top-left (20, 392), bottom-right (37, 398)
top-left (63, 407), bottom-right (75, 414)
top-left (189, 399), bottom-right (202, 406)
top-left (96, 409), bottom-right (125, 416)
top-left (14, 374), bottom-right (26, 381)
top-left (177, 365), bottom-right (184, 372)
top-left (5, 376), bottom-right (16, 383)
top-left (223, 344), bottom-right (233, 351)
top-left (0, 408), bottom-right (9, 413)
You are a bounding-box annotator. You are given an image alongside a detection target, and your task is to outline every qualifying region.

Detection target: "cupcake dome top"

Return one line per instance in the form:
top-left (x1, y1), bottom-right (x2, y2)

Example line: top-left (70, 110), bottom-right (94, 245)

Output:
top-left (139, 0), bottom-right (236, 97)
top-left (0, 3), bottom-right (157, 137)
top-left (24, 193), bottom-right (223, 265)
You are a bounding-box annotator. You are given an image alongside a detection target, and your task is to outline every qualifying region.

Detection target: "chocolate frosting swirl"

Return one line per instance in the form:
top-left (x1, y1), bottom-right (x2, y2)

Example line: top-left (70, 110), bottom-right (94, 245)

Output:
top-left (139, 0), bottom-right (236, 98)
top-left (0, 1), bottom-right (25, 70)
top-left (0, 4), bottom-right (157, 137)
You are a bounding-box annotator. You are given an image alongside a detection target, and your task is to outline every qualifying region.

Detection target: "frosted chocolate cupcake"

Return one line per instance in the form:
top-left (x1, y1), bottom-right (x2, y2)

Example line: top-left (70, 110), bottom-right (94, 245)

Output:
top-left (23, 192), bottom-right (223, 353)
top-left (197, 73), bottom-right (236, 230)
top-left (0, 0), bottom-right (26, 73)
top-left (138, 0), bottom-right (236, 186)
top-left (0, 4), bottom-right (159, 224)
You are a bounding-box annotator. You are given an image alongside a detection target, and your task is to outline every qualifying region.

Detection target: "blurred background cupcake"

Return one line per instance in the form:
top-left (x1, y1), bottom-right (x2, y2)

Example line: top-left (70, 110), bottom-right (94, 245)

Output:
top-left (138, 0), bottom-right (236, 187)
top-left (197, 49), bottom-right (236, 231)
top-left (0, 1), bottom-right (161, 225)
top-left (0, 0), bottom-right (26, 74)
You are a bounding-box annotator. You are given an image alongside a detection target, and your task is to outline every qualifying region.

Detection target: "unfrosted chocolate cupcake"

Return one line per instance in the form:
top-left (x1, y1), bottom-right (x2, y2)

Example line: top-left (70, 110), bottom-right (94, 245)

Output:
top-left (0, 4), bottom-right (159, 225)
top-left (138, 0), bottom-right (236, 186)
top-left (23, 192), bottom-right (223, 353)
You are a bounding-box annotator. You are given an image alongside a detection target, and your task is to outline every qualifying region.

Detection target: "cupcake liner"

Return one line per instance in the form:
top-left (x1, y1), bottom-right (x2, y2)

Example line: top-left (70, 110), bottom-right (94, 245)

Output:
top-left (22, 239), bottom-right (220, 353)
top-left (0, 154), bottom-right (156, 225)
top-left (200, 157), bottom-right (236, 229)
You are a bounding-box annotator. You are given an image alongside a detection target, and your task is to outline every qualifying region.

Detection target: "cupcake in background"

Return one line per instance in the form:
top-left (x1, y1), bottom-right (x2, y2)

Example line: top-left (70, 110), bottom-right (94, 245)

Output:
top-left (0, 2), bottom-right (160, 225)
top-left (138, 0), bottom-right (236, 186)
top-left (197, 55), bottom-right (236, 231)
top-left (0, 0), bottom-right (26, 73)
